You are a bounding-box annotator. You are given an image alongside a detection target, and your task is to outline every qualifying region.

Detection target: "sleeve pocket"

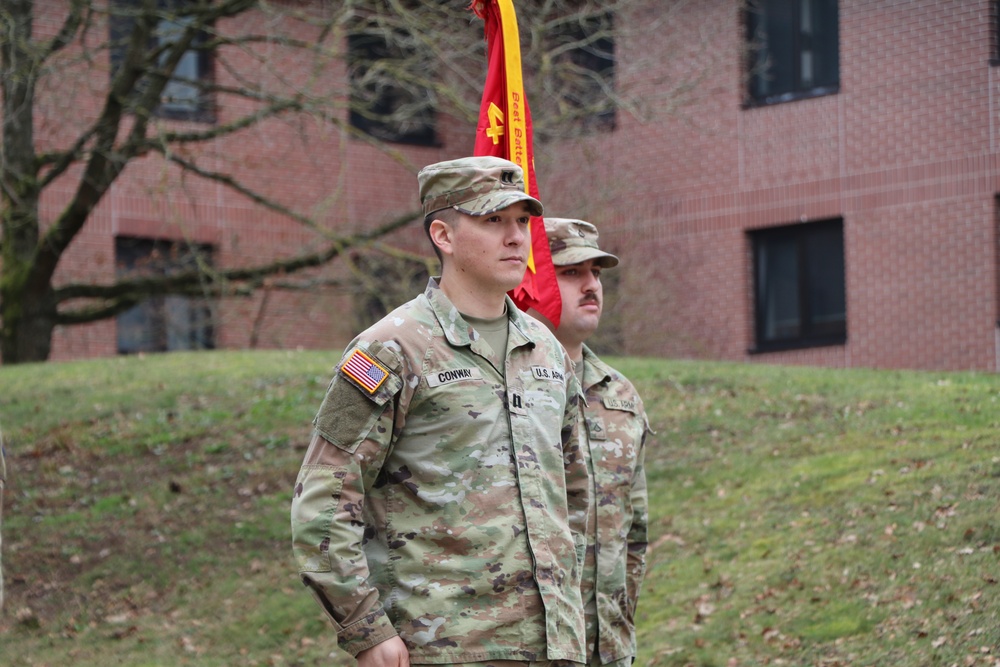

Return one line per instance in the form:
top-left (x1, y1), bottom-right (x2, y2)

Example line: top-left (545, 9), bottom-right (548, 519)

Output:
top-left (291, 464), bottom-right (346, 574)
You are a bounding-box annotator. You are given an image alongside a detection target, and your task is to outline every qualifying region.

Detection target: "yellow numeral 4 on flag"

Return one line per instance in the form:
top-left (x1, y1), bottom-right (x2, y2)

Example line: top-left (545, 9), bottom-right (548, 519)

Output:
top-left (486, 102), bottom-right (505, 144)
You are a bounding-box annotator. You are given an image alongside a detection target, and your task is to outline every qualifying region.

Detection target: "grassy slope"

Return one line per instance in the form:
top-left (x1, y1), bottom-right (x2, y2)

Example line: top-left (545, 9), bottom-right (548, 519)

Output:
top-left (0, 351), bottom-right (998, 666)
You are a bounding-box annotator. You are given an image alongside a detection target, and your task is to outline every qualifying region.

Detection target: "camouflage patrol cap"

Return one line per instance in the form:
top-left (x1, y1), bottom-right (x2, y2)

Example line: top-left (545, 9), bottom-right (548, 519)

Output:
top-left (544, 218), bottom-right (620, 268)
top-left (418, 156), bottom-right (544, 218)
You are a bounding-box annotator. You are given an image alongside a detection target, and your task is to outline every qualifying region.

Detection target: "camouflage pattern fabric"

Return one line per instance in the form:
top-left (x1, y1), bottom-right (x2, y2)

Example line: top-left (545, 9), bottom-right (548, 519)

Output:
top-left (291, 278), bottom-right (589, 663)
top-left (578, 346), bottom-right (650, 664)
top-left (0, 429), bottom-right (5, 611)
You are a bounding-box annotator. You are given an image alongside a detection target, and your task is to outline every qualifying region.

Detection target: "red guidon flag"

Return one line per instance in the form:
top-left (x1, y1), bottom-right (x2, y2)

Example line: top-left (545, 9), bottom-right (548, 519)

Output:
top-left (470, 0), bottom-right (561, 327)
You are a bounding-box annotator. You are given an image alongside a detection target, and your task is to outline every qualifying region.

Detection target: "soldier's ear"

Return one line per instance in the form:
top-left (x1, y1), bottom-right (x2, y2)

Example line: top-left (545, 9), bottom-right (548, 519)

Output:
top-left (428, 218), bottom-right (455, 258)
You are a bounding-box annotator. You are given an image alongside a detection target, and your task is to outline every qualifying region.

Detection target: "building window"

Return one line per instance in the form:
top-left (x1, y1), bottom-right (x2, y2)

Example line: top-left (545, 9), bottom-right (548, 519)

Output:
top-left (109, 0), bottom-right (214, 122)
top-left (115, 237), bottom-right (216, 355)
top-left (546, 10), bottom-right (616, 132)
top-left (745, 0), bottom-right (839, 106)
top-left (750, 219), bottom-right (846, 351)
top-left (347, 17), bottom-right (437, 146)
top-left (155, 13), bottom-right (208, 116)
top-left (992, 0), bottom-right (1000, 65)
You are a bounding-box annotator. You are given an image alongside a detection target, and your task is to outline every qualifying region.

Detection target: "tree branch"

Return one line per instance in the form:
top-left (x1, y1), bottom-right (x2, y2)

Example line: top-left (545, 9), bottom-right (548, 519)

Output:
top-left (52, 209), bottom-right (418, 306)
top-left (41, 0), bottom-right (88, 59)
top-left (156, 97), bottom-right (303, 144)
top-left (158, 149), bottom-right (323, 231)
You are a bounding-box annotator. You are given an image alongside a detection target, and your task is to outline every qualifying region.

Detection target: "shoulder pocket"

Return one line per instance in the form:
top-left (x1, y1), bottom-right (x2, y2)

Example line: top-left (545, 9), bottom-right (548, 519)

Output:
top-left (313, 352), bottom-right (403, 453)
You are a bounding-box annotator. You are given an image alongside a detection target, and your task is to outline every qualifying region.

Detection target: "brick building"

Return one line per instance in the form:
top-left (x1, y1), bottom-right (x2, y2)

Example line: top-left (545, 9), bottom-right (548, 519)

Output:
top-left (542, 0), bottom-right (1000, 372)
top-left (36, 1), bottom-right (468, 362)
top-left (32, 0), bottom-right (1000, 372)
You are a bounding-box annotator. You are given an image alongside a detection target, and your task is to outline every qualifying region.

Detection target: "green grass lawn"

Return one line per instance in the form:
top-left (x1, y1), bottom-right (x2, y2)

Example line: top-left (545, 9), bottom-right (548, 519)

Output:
top-left (1, 350), bottom-right (998, 666)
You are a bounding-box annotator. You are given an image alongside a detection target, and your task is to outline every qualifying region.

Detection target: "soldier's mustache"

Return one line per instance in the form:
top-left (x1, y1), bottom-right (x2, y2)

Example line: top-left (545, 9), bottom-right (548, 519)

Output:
top-left (580, 295), bottom-right (600, 306)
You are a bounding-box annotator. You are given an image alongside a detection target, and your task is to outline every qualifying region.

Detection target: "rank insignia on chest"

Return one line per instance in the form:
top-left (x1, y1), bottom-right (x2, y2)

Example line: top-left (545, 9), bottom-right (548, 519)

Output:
top-left (340, 349), bottom-right (390, 393)
top-left (508, 390), bottom-right (527, 415)
top-left (587, 416), bottom-right (608, 440)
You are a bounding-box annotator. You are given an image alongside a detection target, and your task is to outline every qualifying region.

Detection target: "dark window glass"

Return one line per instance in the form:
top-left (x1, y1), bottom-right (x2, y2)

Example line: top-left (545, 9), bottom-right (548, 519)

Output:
top-left (347, 22), bottom-right (437, 146)
top-left (751, 219), bottom-right (846, 351)
top-left (549, 10), bottom-right (616, 132)
top-left (115, 237), bottom-right (216, 354)
top-left (156, 14), bottom-right (204, 115)
top-left (993, 0), bottom-right (1000, 65)
top-left (109, 0), bottom-right (214, 122)
top-left (746, 0), bottom-right (839, 105)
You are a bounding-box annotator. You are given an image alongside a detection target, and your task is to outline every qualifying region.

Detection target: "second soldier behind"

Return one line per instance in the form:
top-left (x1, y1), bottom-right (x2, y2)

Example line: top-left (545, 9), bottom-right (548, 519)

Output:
top-left (531, 218), bottom-right (652, 667)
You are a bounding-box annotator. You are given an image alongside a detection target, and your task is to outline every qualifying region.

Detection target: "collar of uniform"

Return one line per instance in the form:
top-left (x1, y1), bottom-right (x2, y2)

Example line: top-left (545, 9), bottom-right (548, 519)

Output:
top-left (423, 277), bottom-right (473, 348)
top-left (423, 277), bottom-right (538, 350)
top-left (581, 344), bottom-right (614, 390)
top-left (504, 298), bottom-right (537, 349)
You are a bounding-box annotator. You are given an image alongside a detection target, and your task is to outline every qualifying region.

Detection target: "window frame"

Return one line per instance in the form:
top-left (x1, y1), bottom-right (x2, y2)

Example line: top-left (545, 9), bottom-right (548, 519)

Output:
top-left (545, 9), bottom-right (617, 133)
top-left (991, 0), bottom-right (1000, 66)
top-left (346, 22), bottom-right (439, 147)
top-left (109, 0), bottom-right (215, 124)
top-left (114, 236), bottom-right (217, 355)
top-left (749, 218), bottom-right (847, 353)
top-left (744, 0), bottom-right (840, 108)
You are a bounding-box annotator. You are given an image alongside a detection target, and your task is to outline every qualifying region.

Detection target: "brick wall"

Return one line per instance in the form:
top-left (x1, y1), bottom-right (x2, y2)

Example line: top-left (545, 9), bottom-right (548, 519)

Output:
top-left (32, 1), bottom-right (462, 362)
top-left (541, 0), bottom-right (1000, 372)
top-left (29, 0), bottom-right (1000, 371)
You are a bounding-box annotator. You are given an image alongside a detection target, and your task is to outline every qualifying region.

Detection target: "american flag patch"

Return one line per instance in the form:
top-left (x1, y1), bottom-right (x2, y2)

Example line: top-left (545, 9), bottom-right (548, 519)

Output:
top-left (340, 349), bottom-right (390, 394)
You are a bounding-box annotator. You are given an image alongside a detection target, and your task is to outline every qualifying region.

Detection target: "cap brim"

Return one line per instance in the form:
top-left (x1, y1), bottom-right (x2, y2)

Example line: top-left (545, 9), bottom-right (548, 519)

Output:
top-left (454, 190), bottom-right (543, 217)
top-left (552, 248), bottom-right (620, 268)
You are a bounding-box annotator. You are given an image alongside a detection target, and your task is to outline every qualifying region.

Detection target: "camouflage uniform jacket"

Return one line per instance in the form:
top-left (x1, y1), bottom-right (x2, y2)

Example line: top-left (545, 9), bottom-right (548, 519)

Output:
top-left (0, 438), bottom-right (5, 610)
top-left (291, 278), bottom-right (589, 664)
top-left (579, 346), bottom-right (650, 664)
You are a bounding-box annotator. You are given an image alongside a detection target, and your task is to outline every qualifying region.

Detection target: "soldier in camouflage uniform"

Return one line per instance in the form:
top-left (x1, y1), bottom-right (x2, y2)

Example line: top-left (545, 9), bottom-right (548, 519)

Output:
top-left (0, 436), bottom-right (6, 611)
top-left (532, 218), bottom-right (651, 667)
top-left (291, 157), bottom-right (589, 667)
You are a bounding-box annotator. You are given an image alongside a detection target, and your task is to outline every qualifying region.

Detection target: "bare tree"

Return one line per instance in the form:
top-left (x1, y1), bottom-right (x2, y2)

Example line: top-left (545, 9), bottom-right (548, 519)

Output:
top-left (0, 0), bottom-right (428, 364)
top-left (0, 0), bottom-right (712, 364)
top-left (0, 422), bottom-right (5, 612)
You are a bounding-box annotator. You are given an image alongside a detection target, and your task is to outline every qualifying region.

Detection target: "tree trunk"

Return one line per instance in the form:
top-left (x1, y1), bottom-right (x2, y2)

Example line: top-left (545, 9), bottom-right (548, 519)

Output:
top-left (0, 283), bottom-right (57, 364)
top-left (1, 0), bottom-right (53, 364)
